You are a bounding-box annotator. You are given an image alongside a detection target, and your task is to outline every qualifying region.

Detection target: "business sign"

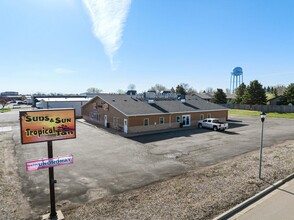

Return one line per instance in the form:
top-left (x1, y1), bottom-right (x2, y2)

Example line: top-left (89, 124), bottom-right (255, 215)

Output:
top-left (20, 109), bottom-right (76, 144)
top-left (26, 155), bottom-right (73, 171)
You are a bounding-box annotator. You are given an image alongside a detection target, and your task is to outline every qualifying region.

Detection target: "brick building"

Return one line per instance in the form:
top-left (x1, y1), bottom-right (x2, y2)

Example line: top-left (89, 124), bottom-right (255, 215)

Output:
top-left (82, 93), bottom-right (228, 134)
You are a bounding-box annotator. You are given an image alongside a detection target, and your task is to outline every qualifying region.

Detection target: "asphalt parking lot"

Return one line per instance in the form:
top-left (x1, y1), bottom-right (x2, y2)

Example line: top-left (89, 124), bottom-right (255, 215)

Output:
top-left (1, 109), bottom-right (294, 213)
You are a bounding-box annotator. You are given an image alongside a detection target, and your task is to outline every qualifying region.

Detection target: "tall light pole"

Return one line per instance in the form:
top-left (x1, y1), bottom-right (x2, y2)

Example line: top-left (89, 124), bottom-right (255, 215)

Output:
top-left (259, 112), bottom-right (266, 179)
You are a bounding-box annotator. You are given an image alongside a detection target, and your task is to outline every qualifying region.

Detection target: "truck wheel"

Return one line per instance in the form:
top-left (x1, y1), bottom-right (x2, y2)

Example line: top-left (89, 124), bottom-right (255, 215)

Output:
top-left (198, 123), bottom-right (202, 128)
top-left (213, 126), bottom-right (217, 131)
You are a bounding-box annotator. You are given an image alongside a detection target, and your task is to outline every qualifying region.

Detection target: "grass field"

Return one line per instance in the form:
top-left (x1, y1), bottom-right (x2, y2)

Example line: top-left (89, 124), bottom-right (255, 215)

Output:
top-left (229, 109), bottom-right (294, 119)
top-left (1, 108), bottom-right (11, 113)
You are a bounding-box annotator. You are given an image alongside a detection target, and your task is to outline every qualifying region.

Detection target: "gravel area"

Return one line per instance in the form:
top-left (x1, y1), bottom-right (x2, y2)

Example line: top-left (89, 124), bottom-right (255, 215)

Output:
top-left (0, 132), bottom-right (33, 220)
top-left (1, 129), bottom-right (294, 220)
top-left (64, 140), bottom-right (294, 220)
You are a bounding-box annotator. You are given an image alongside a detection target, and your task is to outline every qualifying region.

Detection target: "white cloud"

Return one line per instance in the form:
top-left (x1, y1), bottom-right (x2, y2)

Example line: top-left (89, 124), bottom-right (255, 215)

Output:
top-left (83, 0), bottom-right (132, 68)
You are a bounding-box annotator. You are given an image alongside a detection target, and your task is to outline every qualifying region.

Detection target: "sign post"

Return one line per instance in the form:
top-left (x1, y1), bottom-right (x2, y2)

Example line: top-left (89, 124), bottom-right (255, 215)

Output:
top-left (20, 109), bottom-right (76, 219)
top-left (48, 140), bottom-right (57, 219)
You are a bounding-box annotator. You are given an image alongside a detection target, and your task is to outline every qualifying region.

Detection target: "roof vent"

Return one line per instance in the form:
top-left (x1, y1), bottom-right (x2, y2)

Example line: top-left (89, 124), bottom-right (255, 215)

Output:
top-left (148, 99), bottom-right (155, 104)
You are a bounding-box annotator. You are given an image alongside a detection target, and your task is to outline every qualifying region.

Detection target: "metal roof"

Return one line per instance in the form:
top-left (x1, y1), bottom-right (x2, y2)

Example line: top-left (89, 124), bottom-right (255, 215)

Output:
top-left (39, 97), bottom-right (91, 102)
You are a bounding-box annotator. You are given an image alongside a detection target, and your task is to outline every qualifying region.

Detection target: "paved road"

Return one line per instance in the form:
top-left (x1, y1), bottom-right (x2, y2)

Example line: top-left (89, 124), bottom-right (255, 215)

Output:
top-left (1, 110), bottom-right (294, 213)
top-left (230, 178), bottom-right (294, 220)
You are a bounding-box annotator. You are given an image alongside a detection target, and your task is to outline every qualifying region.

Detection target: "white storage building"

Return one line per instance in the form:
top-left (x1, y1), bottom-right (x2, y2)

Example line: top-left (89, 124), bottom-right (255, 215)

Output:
top-left (36, 97), bottom-right (91, 117)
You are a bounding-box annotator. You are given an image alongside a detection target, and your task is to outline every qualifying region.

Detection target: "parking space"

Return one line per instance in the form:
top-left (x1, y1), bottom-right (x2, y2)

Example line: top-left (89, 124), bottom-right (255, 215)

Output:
top-left (130, 115), bottom-right (294, 167)
top-left (1, 110), bottom-right (294, 213)
top-left (8, 111), bottom-right (187, 212)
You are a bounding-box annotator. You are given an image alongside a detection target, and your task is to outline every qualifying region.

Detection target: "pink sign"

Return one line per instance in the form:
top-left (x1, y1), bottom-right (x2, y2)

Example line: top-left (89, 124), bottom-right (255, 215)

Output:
top-left (26, 155), bottom-right (73, 171)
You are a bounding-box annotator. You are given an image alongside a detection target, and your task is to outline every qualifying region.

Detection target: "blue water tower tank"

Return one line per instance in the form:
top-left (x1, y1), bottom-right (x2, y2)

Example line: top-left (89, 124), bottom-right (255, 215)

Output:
top-left (230, 67), bottom-right (244, 93)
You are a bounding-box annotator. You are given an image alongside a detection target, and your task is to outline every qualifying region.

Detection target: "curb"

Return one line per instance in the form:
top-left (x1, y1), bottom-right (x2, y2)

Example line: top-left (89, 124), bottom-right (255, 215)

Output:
top-left (213, 172), bottom-right (294, 220)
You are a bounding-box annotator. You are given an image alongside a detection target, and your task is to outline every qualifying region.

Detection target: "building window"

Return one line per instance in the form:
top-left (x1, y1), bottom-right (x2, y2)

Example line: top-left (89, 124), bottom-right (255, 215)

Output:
top-left (176, 116), bottom-right (181, 123)
top-left (144, 118), bottom-right (149, 126)
top-left (207, 113), bottom-right (211, 118)
top-left (159, 117), bottom-right (164, 124)
top-left (200, 114), bottom-right (204, 120)
top-left (113, 117), bottom-right (119, 127)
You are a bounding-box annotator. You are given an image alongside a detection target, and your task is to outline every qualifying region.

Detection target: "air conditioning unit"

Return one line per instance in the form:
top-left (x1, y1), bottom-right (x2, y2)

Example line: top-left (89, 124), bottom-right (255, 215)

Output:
top-left (181, 99), bottom-right (186, 103)
top-left (148, 99), bottom-right (155, 104)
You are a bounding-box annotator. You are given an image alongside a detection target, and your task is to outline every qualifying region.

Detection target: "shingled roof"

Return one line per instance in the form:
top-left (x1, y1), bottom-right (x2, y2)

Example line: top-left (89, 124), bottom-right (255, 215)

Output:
top-left (94, 94), bottom-right (227, 116)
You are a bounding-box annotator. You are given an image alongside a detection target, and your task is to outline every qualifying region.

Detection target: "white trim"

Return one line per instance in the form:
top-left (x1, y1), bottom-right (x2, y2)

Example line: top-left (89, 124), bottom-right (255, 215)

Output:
top-left (182, 114), bottom-right (191, 127)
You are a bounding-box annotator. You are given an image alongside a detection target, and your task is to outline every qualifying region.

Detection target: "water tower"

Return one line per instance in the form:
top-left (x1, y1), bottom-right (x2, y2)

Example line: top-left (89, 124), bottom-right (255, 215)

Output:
top-left (230, 67), bottom-right (243, 93)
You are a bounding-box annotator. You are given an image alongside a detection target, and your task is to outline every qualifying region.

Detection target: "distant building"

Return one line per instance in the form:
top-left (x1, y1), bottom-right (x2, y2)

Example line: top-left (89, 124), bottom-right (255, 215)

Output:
top-left (194, 93), bottom-right (236, 103)
top-left (32, 95), bottom-right (87, 107)
top-left (80, 92), bottom-right (101, 98)
top-left (193, 93), bottom-right (213, 102)
top-left (1, 91), bottom-right (18, 96)
top-left (268, 96), bottom-right (285, 105)
top-left (36, 97), bottom-right (91, 117)
top-left (126, 90), bottom-right (137, 96)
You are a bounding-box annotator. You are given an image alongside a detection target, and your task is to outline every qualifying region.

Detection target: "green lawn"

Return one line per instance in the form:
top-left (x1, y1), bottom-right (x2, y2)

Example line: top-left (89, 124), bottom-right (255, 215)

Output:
top-left (1, 108), bottom-right (11, 113)
top-left (229, 109), bottom-right (294, 119)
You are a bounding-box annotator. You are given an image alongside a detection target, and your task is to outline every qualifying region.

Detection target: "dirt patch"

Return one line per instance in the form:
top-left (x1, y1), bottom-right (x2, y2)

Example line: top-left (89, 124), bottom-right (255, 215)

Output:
top-left (63, 140), bottom-right (294, 220)
top-left (0, 132), bottom-right (33, 219)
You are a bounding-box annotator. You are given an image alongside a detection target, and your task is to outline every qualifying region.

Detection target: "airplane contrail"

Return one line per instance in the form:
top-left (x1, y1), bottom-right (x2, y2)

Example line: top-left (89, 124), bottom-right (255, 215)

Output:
top-left (83, 0), bottom-right (132, 69)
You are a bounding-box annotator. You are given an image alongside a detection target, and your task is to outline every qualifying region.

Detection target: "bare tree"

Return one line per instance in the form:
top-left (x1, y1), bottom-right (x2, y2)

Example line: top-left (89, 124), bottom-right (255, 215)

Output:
top-left (127, 84), bottom-right (136, 90)
top-left (0, 98), bottom-right (8, 113)
top-left (117, 89), bottom-right (125, 94)
top-left (149, 84), bottom-right (167, 93)
top-left (86, 87), bottom-right (102, 93)
top-left (206, 87), bottom-right (214, 94)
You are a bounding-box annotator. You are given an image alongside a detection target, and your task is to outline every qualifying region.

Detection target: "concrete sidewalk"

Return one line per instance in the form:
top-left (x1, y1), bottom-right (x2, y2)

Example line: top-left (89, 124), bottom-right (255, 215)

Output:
top-left (230, 178), bottom-right (294, 220)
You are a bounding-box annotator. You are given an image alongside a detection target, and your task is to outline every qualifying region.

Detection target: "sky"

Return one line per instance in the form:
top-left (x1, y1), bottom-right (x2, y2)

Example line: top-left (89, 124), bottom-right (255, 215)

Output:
top-left (0, 0), bottom-right (294, 95)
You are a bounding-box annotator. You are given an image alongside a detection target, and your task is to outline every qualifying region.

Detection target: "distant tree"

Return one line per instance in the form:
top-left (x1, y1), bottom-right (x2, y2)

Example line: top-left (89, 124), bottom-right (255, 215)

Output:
top-left (87, 87), bottom-right (102, 93)
top-left (117, 89), bottom-right (125, 94)
top-left (187, 87), bottom-right (197, 95)
top-left (175, 83), bottom-right (196, 95)
top-left (233, 83), bottom-right (246, 104)
top-left (33, 92), bottom-right (46, 96)
top-left (276, 85), bottom-right (286, 96)
top-left (283, 83), bottom-right (294, 104)
top-left (149, 84), bottom-right (167, 93)
top-left (273, 88), bottom-right (278, 97)
top-left (176, 84), bottom-right (187, 95)
top-left (206, 87), bottom-right (214, 94)
top-left (242, 80), bottom-right (267, 105)
top-left (127, 84), bottom-right (136, 90)
top-left (266, 86), bottom-right (271, 93)
top-left (211, 89), bottom-right (227, 104)
top-left (0, 98), bottom-right (8, 113)
top-left (170, 87), bottom-right (175, 93)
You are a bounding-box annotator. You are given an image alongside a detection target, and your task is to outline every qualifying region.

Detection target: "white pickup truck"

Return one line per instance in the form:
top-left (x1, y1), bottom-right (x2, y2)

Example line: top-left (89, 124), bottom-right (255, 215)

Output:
top-left (198, 118), bottom-right (229, 131)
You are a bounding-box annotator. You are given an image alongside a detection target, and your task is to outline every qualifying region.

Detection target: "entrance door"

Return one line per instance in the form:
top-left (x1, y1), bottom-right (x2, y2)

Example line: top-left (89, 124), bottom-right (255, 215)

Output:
top-left (124, 119), bottom-right (128, 133)
top-left (104, 115), bottom-right (107, 127)
top-left (182, 115), bottom-right (191, 127)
